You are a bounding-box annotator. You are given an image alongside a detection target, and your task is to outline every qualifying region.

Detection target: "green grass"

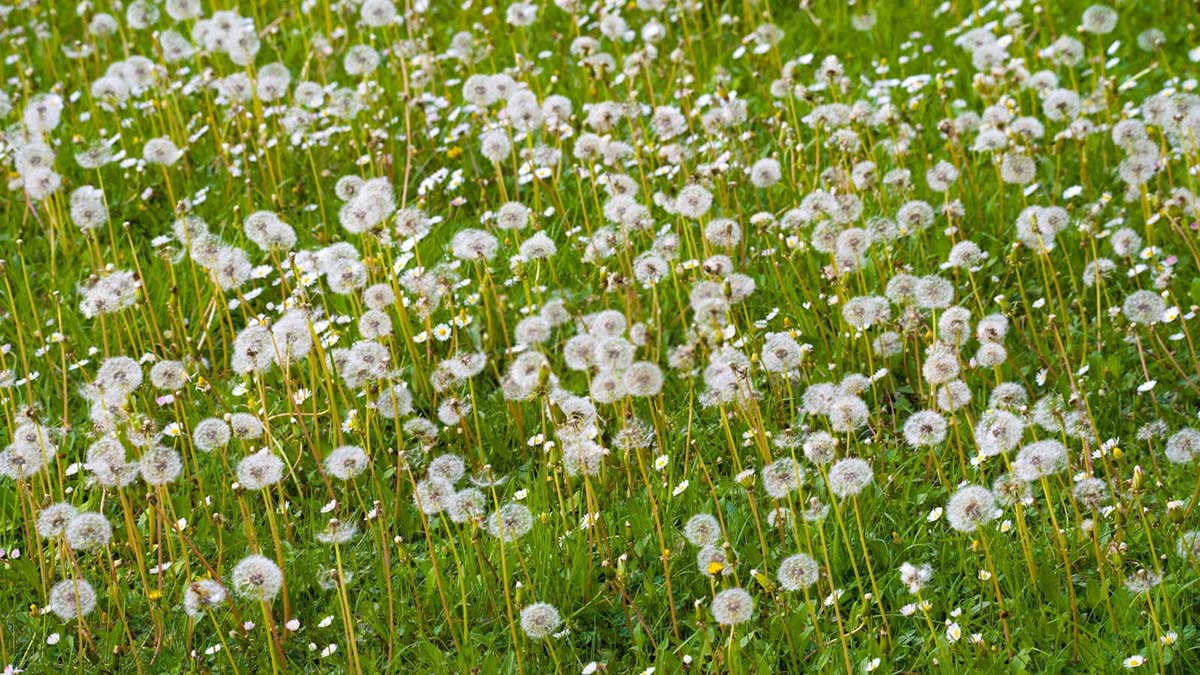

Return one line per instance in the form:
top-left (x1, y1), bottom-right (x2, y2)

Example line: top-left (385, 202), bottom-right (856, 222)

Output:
top-left (2, 0), bottom-right (1200, 672)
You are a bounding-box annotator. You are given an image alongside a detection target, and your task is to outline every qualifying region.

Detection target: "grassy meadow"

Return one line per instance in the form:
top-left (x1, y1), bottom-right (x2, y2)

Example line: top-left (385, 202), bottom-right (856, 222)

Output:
top-left (3, 0), bottom-right (1200, 672)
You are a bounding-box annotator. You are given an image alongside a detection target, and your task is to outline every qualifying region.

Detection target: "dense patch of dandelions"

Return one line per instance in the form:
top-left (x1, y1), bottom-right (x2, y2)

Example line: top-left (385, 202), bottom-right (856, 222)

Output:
top-left (4, 0), bottom-right (1200, 671)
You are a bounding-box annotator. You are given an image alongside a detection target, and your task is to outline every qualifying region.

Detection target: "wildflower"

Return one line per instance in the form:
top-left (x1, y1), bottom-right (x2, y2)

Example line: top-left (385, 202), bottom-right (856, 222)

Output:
top-left (36, 503), bottom-right (78, 539)
top-left (447, 489), bottom-right (487, 523)
top-left (975, 409), bottom-right (1025, 457)
top-left (675, 184), bottom-right (713, 219)
top-left (1123, 569), bottom-right (1161, 593)
top-left (899, 562), bottom-right (932, 593)
top-left (231, 555), bottom-right (283, 601)
top-left (192, 418), bottom-right (231, 452)
top-left (319, 446), bottom-right (366, 481)
top-left (946, 485), bottom-right (997, 532)
top-left (1123, 655), bottom-right (1145, 669)
top-left (992, 474), bottom-right (1032, 507)
top-left (65, 512), bottom-right (112, 551)
top-left (375, 384), bottom-right (414, 420)
top-left (1081, 5), bottom-right (1118, 34)
top-left (903, 410), bottom-right (948, 448)
top-left (827, 457), bottom-right (873, 498)
top-left (229, 448), bottom-right (278, 490)
top-left (520, 603), bottom-right (561, 639)
top-left (762, 457), bottom-right (803, 498)
top-left (139, 446), bottom-right (183, 485)
top-left (48, 579), bottom-right (97, 620)
top-left (1072, 477), bottom-right (1109, 508)
top-left (69, 186), bottom-right (107, 231)
top-left (711, 588), bottom-right (754, 625)
top-left (230, 413), bottom-right (264, 440)
top-left (749, 158), bottom-right (782, 188)
top-left (1014, 440), bottom-right (1067, 481)
top-left (1123, 290), bottom-right (1166, 325)
top-left (427, 454), bottom-right (465, 483)
top-left (316, 520), bottom-right (358, 545)
top-left (184, 580), bottom-right (228, 618)
top-left (486, 503), bottom-right (533, 541)
top-left (828, 396), bottom-right (869, 433)
top-left (415, 478), bottom-right (455, 515)
top-left (684, 514), bottom-right (722, 547)
top-left (149, 360), bottom-right (188, 391)
top-left (698, 545), bottom-right (732, 577)
top-left (143, 137), bottom-right (183, 166)
top-left (914, 276), bottom-right (954, 309)
top-left (777, 554), bottom-right (819, 591)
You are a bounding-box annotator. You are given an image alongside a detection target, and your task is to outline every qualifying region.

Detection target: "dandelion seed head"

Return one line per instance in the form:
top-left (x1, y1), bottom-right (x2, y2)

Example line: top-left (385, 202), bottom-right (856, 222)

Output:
top-left (37, 503), bottom-right (78, 539)
top-left (49, 579), bottom-right (97, 621)
top-left (684, 513), bottom-right (721, 547)
top-left (711, 588), bottom-right (754, 625)
top-left (520, 603), bottom-right (561, 639)
top-left (777, 554), bottom-right (819, 591)
top-left (184, 579), bottom-right (227, 618)
top-left (65, 512), bottom-right (112, 551)
top-left (236, 451), bottom-right (285, 490)
top-left (946, 485), bottom-right (997, 532)
top-left (231, 554), bottom-right (283, 601)
top-left (827, 457), bottom-right (873, 498)
top-left (192, 418), bottom-right (231, 452)
top-left (486, 503), bottom-right (533, 541)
